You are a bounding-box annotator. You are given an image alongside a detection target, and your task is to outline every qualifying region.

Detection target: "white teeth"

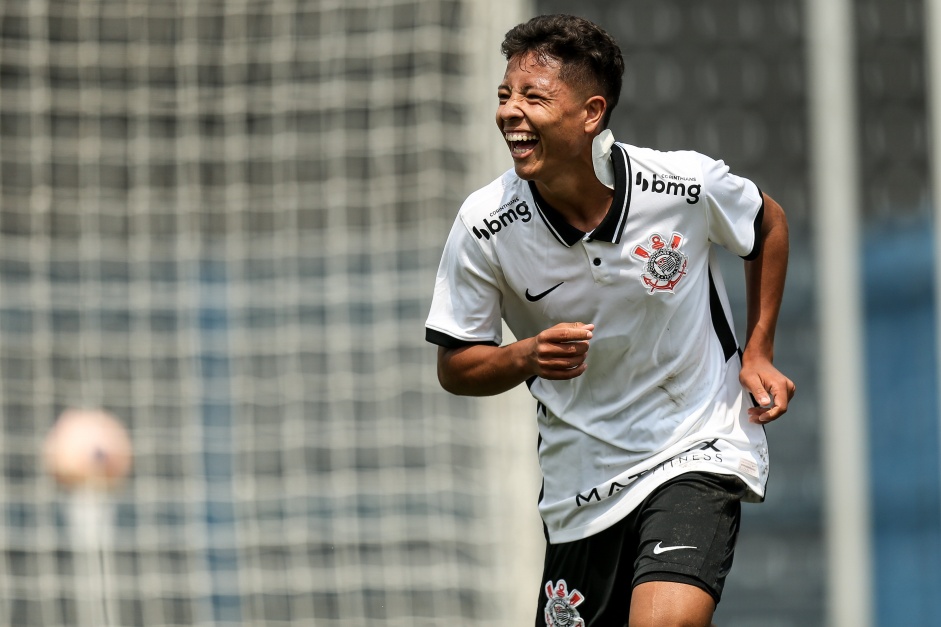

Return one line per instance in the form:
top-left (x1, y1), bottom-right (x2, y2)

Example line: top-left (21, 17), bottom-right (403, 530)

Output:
top-left (505, 132), bottom-right (538, 142)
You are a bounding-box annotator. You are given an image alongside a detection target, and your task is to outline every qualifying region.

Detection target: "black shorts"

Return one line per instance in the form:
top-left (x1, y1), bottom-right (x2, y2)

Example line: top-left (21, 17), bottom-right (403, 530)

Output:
top-left (536, 472), bottom-right (747, 627)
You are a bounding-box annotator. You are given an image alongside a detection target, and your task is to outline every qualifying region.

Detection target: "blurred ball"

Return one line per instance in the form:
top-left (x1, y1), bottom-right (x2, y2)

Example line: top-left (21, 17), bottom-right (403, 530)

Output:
top-left (43, 408), bottom-right (132, 491)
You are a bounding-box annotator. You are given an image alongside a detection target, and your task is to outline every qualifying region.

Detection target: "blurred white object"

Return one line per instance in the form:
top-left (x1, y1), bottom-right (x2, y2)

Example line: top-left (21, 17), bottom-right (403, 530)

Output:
top-left (43, 408), bottom-right (133, 492)
top-left (43, 409), bottom-right (131, 627)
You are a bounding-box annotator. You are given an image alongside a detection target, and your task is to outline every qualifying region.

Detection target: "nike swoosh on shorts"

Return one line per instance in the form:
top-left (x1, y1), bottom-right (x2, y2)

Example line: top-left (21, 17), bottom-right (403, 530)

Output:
top-left (652, 541), bottom-right (698, 555)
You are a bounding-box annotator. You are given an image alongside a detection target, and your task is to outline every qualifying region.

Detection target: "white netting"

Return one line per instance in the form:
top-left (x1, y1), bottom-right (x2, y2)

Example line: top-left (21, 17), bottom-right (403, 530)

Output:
top-left (0, 1), bottom-right (538, 625)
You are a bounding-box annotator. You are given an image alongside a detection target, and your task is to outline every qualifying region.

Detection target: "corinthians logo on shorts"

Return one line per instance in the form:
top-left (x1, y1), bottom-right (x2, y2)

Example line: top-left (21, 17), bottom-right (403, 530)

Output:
top-left (631, 232), bottom-right (689, 293)
top-left (543, 580), bottom-right (585, 627)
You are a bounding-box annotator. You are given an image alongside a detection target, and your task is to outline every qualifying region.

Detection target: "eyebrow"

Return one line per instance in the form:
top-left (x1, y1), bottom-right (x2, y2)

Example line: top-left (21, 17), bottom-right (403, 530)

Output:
top-left (498, 80), bottom-right (548, 92)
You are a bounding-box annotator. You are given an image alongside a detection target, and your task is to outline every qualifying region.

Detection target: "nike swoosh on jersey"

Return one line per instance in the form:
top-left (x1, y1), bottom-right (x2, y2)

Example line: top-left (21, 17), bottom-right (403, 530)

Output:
top-left (525, 281), bottom-right (564, 302)
top-left (652, 541), bottom-right (698, 555)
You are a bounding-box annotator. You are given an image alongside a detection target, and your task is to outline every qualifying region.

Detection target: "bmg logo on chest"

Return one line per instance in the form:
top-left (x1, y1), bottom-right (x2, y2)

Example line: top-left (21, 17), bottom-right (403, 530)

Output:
top-left (635, 172), bottom-right (701, 204)
top-left (473, 201), bottom-right (532, 240)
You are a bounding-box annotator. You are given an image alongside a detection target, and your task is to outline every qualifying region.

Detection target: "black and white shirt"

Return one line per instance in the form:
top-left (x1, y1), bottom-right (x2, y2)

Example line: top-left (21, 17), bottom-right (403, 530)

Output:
top-left (426, 137), bottom-right (770, 543)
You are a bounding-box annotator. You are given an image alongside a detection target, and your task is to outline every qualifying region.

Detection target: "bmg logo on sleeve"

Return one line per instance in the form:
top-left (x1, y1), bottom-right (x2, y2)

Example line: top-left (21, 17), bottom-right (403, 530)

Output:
top-left (473, 200), bottom-right (533, 240)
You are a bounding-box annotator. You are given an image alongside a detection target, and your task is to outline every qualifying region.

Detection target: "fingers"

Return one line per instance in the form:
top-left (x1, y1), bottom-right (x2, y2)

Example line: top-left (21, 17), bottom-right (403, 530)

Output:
top-left (540, 360), bottom-right (589, 380)
top-left (742, 369), bottom-right (796, 424)
top-left (534, 339), bottom-right (590, 376)
top-left (542, 322), bottom-right (594, 343)
top-left (530, 322), bottom-right (594, 380)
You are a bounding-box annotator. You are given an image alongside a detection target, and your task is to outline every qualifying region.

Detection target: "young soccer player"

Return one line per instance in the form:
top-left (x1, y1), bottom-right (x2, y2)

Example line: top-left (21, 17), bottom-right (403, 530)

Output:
top-left (425, 14), bottom-right (795, 627)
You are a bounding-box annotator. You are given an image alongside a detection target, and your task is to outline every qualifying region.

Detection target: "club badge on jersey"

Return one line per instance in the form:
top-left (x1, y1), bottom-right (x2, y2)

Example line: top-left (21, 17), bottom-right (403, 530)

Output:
top-left (632, 232), bottom-right (689, 293)
top-left (544, 580), bottom-right (586, 627)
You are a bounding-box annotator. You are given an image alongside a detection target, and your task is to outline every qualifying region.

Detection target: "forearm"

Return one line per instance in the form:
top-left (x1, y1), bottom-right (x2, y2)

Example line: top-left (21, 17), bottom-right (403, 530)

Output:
top-left (743, 193), bottom-right (789, 363)
top-left (437, 342), bottom-right (534, 396)
top-left (436, 322), bottom-right (595, 396)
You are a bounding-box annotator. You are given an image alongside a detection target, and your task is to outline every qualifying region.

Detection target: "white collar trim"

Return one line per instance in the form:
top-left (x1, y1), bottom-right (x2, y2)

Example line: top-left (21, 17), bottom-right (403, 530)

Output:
top-left (592, 129), bottom-right (616, 190)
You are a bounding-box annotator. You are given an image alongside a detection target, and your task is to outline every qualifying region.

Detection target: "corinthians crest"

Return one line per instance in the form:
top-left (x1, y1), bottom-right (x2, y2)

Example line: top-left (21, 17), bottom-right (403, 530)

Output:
top-left (632, 232), bottom-right (688, 293)
top-left (543, 580), bottom-right (585, 627)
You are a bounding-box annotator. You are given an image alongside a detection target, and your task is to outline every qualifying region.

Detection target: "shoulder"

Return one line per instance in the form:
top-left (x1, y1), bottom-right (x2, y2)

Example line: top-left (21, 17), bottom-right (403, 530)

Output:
top-left (454, 170), bottom-right (535, 243)
top-left (620, 142), bottom-right (755, 195)
top-left (458, 170), bottom-right (524, 220)
top-left (617, 143), bottom-right (706, 205)
top-left (619, 142), bottom-right (711, 176)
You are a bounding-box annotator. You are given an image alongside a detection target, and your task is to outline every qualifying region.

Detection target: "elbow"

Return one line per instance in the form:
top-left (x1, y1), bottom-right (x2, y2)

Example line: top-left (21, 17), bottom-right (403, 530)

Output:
top-left (436, 347), bottom-right (468, 396)
top-left (437, 364), bottom-right (460, 395)
top-left (438, 367), bottom-right (478, 396)
top-left (435, 343), bottom-right (512, 397)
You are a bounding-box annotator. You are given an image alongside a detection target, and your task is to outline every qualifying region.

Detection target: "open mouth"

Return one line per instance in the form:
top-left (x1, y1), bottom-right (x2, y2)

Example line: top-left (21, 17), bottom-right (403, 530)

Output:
top-left (505, 131), bottom-right (539, 156)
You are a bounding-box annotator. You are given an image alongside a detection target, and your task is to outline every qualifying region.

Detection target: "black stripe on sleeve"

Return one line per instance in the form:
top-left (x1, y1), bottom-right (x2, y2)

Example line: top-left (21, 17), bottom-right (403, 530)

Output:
top-left (742, 187), bottom-right (765, 261)
top-left (425, 327), bottom-right (499, 349)
top-left (708, 269), bottom-right (739, 362)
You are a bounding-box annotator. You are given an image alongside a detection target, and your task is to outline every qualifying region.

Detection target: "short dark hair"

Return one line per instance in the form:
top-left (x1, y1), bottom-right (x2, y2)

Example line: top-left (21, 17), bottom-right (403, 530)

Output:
top-left (501, 14), bottom-right (624, 127)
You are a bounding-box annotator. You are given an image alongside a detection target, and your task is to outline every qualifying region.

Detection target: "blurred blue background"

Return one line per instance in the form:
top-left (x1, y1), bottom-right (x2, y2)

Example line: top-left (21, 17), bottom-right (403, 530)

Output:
top-left (537, 0), bottom-right (941, 624)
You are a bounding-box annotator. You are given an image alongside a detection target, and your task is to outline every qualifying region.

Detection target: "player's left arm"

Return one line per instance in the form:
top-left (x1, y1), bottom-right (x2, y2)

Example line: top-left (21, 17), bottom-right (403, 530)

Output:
top-left (741, 192), bottom-right (796, 423)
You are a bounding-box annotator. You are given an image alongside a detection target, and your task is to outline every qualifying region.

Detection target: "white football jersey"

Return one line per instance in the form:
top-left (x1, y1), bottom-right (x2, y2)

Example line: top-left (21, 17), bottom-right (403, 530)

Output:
top-left (426, 140), bottom-right (770, 543)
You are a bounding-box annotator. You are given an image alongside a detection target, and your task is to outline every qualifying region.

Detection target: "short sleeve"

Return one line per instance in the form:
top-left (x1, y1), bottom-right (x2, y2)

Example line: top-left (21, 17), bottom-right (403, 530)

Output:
top-left (699, 155), bottom-right (764, 259)
top-left (425, 216), bottom-right (504, 348)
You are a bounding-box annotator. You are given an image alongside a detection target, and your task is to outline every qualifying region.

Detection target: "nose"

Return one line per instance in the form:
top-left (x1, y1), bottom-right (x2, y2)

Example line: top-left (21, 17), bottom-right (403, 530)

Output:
top-left (497, 95), bottom-right (523, 123)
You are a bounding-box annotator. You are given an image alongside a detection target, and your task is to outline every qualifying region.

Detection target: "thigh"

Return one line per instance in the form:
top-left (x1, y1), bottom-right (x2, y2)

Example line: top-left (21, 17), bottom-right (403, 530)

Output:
top-left (628, 580), bottom-right (716, 627)
top-left (536, 515), bottom-right (638, 627)
top-left (632, 472), bottom-right (746, 605)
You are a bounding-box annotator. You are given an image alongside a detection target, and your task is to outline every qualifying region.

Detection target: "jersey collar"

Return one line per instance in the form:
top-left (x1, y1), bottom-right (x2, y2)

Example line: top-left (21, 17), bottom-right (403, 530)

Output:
top-left (529, 144), bottom-right (632, 247)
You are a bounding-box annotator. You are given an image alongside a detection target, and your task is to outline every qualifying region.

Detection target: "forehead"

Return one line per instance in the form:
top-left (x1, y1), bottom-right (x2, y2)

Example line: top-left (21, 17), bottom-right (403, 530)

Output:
top-left (500, 52), bottom-right (565, 89)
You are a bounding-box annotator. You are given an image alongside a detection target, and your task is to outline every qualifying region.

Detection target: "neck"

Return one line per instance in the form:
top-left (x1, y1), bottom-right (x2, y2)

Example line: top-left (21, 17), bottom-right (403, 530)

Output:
top-left (535, 166), bottom-right (614, 233)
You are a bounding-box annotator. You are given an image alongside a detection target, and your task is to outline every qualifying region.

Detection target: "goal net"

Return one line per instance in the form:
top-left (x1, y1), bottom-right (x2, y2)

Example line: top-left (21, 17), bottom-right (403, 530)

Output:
top-left (0, 1), bottom-right (538, 625)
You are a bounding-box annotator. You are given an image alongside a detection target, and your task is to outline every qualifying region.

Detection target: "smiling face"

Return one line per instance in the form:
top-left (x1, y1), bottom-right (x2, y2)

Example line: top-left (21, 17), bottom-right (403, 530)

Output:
top-left (496, 52), bottom-right (605, 186)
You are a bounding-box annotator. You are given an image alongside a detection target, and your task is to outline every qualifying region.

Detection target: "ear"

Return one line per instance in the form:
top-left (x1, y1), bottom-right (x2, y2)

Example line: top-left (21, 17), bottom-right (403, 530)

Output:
top-left (584, 95), bottom-right (607, 134)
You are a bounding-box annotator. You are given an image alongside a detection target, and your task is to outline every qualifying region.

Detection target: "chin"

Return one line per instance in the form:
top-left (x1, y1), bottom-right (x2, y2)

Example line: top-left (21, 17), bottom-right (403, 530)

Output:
top-left (512, 161), bottom-right (538, 181)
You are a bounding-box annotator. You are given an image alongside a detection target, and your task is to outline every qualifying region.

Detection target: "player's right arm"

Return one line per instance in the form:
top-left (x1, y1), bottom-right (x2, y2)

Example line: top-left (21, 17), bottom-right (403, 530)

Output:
top-left (428, 206), bottom-right (593, 395)
top-left (436, 322), bottom-right (594, 396)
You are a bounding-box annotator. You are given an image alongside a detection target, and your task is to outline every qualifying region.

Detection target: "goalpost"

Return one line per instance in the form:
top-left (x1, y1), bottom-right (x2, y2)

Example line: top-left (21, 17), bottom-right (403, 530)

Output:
top-left (465, 1), bottom-right (544, 624)
top-left (0, 1), bottom-right (532, 625)
top-left (804, 1), bottom-right (874, 626)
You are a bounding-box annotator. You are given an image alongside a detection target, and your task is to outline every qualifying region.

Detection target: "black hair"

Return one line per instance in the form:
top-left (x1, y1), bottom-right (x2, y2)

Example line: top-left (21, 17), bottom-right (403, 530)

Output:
top-left (501, 14), bottom-right (624, 127)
